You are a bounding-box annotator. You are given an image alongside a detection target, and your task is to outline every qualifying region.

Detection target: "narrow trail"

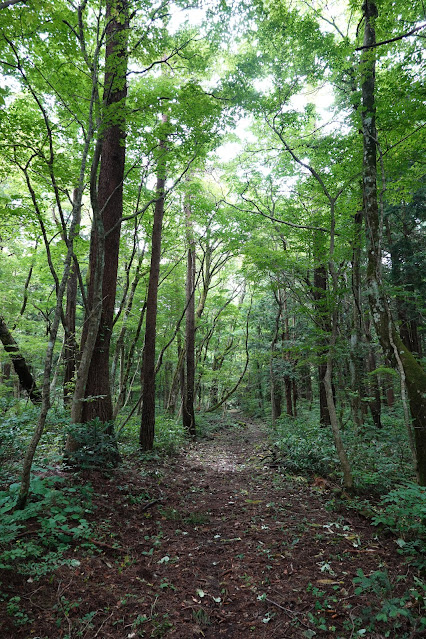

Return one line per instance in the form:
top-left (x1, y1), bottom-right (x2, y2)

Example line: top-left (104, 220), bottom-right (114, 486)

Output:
top-left (1, 417), bottom-right (415, 638)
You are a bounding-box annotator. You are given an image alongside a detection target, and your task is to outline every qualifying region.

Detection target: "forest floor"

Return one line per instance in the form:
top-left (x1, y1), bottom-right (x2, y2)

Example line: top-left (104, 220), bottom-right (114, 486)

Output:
top-left (1, 415), bottom-right (424, 638)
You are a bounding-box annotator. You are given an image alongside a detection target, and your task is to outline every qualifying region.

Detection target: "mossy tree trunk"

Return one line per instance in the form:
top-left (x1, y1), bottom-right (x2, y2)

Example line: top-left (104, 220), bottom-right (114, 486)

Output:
top-left (361, 0), bottom-right (426, 482)
top-left (0, 315), bottom-right (41, 405)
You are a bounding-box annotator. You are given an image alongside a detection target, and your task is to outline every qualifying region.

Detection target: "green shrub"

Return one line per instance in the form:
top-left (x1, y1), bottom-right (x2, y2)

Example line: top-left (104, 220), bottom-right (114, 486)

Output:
top-left (371, 483), bottom-right (426, 567)
top-left (0, 475), bottom-right (94, 578)
top-left (272, 412), bottom-right (339, 477)
top-left (270, 406), bottom-right (414, 491)
top-left (65, 418), bottom-right (120, 469)
top-left (152, 415), bottom-right (186, 455)
top-left (119, 412), bottom-right (186, 457)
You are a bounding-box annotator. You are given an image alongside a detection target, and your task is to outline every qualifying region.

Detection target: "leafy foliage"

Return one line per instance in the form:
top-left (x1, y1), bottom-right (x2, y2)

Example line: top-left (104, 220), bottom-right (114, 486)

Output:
top-left (0, 476), bottom-right (93, 579)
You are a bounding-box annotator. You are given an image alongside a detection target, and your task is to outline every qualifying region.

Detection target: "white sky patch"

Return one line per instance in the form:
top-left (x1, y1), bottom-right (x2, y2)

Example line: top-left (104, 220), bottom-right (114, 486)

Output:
top-left (168, 6), bottom-right (205, 34)
top-left (214, 116), bottom-right (257, 162)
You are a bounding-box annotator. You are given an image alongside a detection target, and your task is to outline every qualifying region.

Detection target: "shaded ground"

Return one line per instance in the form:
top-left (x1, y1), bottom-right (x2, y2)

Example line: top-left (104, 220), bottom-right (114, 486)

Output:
top-left (1, 417), bottom-right (424, 638)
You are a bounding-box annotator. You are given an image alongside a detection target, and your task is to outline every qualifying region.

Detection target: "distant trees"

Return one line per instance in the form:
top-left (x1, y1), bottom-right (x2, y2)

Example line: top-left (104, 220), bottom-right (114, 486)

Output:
top-left (0, 0), bottom-right (424, 496)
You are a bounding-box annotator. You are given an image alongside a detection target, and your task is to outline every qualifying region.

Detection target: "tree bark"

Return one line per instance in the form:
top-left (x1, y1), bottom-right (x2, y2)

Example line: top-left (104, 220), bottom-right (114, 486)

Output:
top-left (313, 262), bottom-right (331, 426)
top-left (270, 291), bottom-right (283, 426)
top-left (140, 116), bottom-right (167, 451)
top-left (0, 315), bottom-right (41, 404)
top-left (182, 196), bottom-right (196, 439)
top-left (81, 0), bottom-right (128, 427)
top-left (63, 188), bottom-right (81, 406)
top-left (349, 211), bottom-right (364, 430)
top-left (361, 0), bottom-right (426, 482)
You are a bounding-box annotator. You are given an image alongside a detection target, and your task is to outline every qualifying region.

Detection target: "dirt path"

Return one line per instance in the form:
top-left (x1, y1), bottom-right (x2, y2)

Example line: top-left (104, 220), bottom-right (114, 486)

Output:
top-left (1, 418), bottom-right (420, 638)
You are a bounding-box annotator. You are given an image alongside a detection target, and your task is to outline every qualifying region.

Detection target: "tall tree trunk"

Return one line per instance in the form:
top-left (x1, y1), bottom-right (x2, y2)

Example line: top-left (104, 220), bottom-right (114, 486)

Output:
top-left (365, 317), bottom-right (382, 428)
top-left (81, 0), bottom-right (128, 427)
top-left (113, 300), bottom-right (146, 419)
top-left (283, 291), bottom-right (294, 417)
top-left (349, 211), bottom-right (364, 430)
top-left (313, 262), bottom-right (331, 426)
top-left (0, 315), bottom-right (41, 405)
top-left (270, 291), bottom-right (283, 426)
top-left (111, 248), bottom-right (146, 392)
top-left (361, 0), bottom-right (426, 482)
top-left (166, 334), bottom-right (184, 414)
top-left (139, 115), bottom-right (167, 451)
top-left (182, 196), bottom-right (196, 439)
top-left (63, 188), bottom-right (81, 406)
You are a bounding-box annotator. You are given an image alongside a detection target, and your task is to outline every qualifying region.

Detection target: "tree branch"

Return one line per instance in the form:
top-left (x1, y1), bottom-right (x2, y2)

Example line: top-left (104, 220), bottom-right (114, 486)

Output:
top-left (355, 23), bottom-right (426, 50)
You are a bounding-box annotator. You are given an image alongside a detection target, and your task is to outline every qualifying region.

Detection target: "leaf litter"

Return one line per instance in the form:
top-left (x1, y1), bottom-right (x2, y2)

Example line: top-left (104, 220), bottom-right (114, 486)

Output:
top-left (0, 417), bottom-right (423, 638)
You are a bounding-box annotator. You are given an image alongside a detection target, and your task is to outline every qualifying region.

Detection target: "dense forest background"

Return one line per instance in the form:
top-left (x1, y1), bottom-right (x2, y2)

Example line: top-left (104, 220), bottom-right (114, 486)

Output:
top-left (0, 0), bottom-right (425, 506)
top-left (0, 1), bottom-right (426, 636)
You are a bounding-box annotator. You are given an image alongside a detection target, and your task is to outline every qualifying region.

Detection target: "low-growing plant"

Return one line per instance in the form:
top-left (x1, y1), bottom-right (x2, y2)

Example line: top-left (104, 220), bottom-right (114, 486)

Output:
top-left (370, 483), bottom-right (426, 567)
top-left (65, 418), bottom-right (120, 469)
top-left (351, 568), bottom-right (426, 637)
top-left (272, 412), bottom-right (339, 477)
top-left (270, 406), bottom-right (414, 491)
top-left (0, 475), bottom-right (94, 578)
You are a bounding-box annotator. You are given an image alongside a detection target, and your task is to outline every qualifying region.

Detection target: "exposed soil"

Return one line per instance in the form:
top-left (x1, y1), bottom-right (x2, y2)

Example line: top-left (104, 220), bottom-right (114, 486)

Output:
top-left (0, 416), bottom-right (423, 638)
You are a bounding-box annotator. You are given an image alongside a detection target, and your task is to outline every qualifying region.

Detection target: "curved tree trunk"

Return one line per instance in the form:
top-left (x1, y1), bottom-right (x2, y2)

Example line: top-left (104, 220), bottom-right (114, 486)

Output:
top-left (0, 315), bottom-right (41, 405)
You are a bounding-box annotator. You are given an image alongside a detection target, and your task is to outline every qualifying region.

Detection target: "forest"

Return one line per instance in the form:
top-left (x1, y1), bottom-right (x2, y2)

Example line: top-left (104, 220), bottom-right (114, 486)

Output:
top-left (0, 0), bottom-right (425, 637)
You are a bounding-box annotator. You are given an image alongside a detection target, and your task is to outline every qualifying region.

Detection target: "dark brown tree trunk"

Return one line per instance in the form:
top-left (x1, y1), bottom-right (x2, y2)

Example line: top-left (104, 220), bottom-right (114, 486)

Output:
top-left (292, 378), bottom-right (298, 417)
top-left (361, 0), bottom-right (426, 482)
top-left (270, 291), bottom-right (283, 426)
top-left (349, 211), bottom-right (364, 429)
top-left (182, 199), bottom-right (196, 439)
top-left (81, 0), bottom-right (128, 428)
top-left (0, 315), bottom-right (41, 404)
top-left (313, 261), bottom-right (332, 425)
top-left (283, 293), bottom-right (294, 417)
top-left (63, 189), bottom-right (81, 406)
top-left (284, 377), bottom-right (293, 416)
top-left (140, 118), bottom-right (167, 451)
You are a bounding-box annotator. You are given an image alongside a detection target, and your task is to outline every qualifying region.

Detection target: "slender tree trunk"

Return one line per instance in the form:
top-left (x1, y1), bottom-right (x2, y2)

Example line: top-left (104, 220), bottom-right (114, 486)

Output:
top-left (111, 248), bottom-right (146, 392)
top-left (81, 0), bottom-right (128, 431)
top-left (326, 201), bottom-right (353, 489)
top-left (313, 262), bottom-right (331, 426)
top-left (292, 378), bottom-right (298, 417)
top-left (17, 194), bottom-right (83, 507)
top-left (63, 188), bottom-right (81, 406)
top-left (113, 301), bottom-right (146, 419)
top-left (324, 340), bottom-right (353, 489)
top-left (140, 116), bottom-right (167, 451)
top-left (270, 291), bottom-right (283, 426)
top-left (283, 291), bottom-right (294, 417)
top-left (365, 323), bottom-right (382, 429)
top-left (361, 0), bottom-right (426, 482)
top-left (182, 197), bottom-right (196, 439)
top-left (349, 211), bottom-right (364, 430)
top-left (166, 335), bottom-right (184, 414)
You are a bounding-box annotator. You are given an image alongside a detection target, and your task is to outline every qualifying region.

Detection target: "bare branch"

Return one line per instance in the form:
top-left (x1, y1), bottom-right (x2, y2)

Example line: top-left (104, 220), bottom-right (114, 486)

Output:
top-left (355, 23), bottom-right (426, 50)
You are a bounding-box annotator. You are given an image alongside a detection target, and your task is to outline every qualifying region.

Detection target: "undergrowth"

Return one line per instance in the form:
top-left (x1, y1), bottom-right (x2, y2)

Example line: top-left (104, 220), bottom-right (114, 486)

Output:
top-left (270, 407), bottom-right (414, 491)
top-left (0, 475), bottom-right (94, 580)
